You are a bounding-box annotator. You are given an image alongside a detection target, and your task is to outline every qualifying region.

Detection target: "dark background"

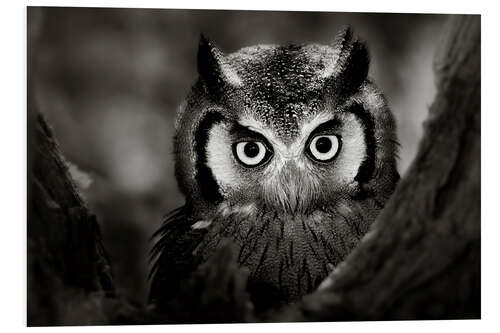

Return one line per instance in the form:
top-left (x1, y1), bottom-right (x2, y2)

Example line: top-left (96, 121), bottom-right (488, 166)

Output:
top-left (28, 7), bottom-right (448, 305)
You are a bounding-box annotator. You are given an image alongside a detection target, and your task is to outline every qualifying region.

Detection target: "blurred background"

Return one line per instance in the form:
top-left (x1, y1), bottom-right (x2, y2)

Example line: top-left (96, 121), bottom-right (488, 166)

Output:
top-left (28, 7), bottom-right (448, 305)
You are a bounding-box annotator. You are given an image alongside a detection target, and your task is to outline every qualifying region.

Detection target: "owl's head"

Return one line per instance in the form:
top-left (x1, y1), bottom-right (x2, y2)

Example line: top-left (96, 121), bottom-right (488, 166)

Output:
top-left (174, 27), bottom-right (399, 220)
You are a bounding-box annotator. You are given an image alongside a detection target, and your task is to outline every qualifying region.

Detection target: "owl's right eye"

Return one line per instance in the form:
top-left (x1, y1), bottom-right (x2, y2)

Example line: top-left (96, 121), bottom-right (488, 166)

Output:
top-left (233, 141), bottom-right (271, 167)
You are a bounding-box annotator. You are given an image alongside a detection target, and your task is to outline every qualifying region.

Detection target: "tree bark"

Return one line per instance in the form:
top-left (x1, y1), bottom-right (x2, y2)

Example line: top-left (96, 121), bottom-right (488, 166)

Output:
top-left (28, 109), bottom-right (115, 325)
top-left (27, 14), bottom-right (481, 324)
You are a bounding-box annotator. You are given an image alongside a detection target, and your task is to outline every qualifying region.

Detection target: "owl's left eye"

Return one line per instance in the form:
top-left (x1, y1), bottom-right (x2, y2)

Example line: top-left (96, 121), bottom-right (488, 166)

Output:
top-left (234, 141), bottom-right (270, 167)
top-left (307, 135), bottom-right (341, 162)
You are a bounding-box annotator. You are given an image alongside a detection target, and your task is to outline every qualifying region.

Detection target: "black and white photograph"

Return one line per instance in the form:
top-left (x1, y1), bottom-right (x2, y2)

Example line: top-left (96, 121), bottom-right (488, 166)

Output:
top-left (23, 3), bottom-right (483, 328)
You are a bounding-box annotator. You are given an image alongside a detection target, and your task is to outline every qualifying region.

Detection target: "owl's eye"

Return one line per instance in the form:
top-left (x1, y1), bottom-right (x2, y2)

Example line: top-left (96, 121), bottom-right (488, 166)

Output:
top-left (234, 141), bottom-right (270, 167)
top-left (307, 135), bottom-right (341, 162)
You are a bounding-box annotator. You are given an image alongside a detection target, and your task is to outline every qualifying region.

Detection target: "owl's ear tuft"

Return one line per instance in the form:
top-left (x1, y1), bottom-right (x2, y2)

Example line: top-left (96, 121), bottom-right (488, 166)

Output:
top-left (324, 26), bottom-right (370, 99)
top-left (332, 25), bottom-right (354, 53)
top-left (197, 34), bottom-right (243, 98)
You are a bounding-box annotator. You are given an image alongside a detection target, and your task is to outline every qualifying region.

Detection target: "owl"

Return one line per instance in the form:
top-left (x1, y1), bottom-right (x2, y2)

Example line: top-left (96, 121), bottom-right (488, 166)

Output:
top-left (150, 27), bottom-right (399, 313)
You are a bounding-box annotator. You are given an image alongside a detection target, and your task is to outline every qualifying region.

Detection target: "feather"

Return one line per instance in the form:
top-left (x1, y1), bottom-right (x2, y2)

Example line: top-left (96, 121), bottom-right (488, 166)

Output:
top-left (148, 205), bottom-right (208, 307)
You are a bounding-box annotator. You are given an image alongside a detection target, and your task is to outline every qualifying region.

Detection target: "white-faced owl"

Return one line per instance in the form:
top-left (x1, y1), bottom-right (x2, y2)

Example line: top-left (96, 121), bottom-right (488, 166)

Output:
top-left (150, 27), bottom-right (399, 312)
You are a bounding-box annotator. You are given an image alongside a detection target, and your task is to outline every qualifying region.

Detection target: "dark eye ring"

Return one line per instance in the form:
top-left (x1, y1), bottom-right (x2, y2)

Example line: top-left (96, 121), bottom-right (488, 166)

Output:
top-left (307, 135), bottom-right (341, 162)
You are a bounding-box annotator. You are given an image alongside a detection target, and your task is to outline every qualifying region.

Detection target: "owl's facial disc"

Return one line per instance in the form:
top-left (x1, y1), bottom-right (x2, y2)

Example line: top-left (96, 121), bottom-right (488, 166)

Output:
top-left (203, 107), bottom-right (368, 214)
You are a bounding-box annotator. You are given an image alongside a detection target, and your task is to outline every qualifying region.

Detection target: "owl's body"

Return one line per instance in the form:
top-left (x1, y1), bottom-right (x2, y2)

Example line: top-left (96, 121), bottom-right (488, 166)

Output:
top-left (150, 28), bottom-right (399, 312)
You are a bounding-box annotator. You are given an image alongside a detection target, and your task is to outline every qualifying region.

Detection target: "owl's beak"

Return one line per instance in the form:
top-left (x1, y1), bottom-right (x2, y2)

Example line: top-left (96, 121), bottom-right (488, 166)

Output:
top-left (264, 160), bottom-right (318, 214)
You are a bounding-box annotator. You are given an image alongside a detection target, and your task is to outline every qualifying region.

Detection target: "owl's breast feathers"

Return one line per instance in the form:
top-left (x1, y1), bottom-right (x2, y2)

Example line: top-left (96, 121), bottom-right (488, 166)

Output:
top-left (150, 196), bottom-right (378, 311)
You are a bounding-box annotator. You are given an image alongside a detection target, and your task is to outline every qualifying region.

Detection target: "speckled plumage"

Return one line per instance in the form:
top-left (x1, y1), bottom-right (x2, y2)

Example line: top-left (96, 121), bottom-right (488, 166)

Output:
top-left (150, 27), bottom-right (399, 312)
